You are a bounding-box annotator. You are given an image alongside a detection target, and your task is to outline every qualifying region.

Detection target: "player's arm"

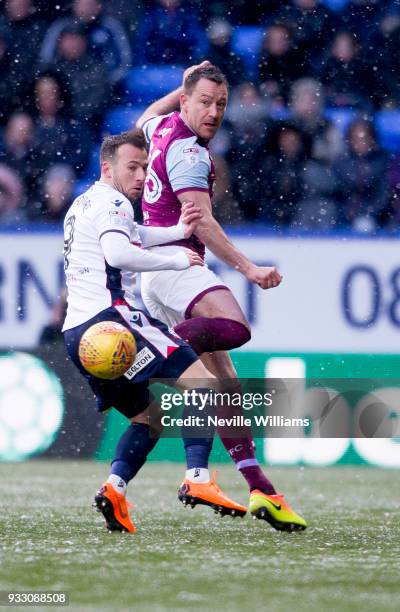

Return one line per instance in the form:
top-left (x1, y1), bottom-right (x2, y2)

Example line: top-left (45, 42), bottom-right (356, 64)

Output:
top-left (95, 200), bottom-right (202, 271)
top-left (177, 191), bottom-right (282, 289)
top-left (136, 88), bottom-right (182, 130)
top-left (137, 201), bottom-right (202, 248)
top-left (100, 230), bottom-right (202, 271)
top-left (136, 61), bottom-right (211, 129)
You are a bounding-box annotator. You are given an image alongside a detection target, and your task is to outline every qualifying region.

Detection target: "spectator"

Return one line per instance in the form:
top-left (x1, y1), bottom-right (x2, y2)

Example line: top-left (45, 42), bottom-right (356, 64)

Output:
top-left (135, 0), bottom-right (207, 65)
top-left (294, 159), bottom-right (339, 231)
top-left (320, 30), bottom-right (376, 109)
top-left (0, 0), bottom-right (47, 111)
top-left (39, 288), bottom-right (68, 349)
top-left (104, 1), bottom-right (146, 34)
top-left (0, 30), bottom-right (15, 125)
top-left (227, 83), bottom-right (271, 217)
top-left (206, 19), bottom-right (244, 87)
top-left (38, 289), bottom-right (67, 345)
top-left (226, 82), bottom-right (270, 136)
top-left (44, 24), bottom-right (110, 129)
top-left (259, 22), bottom-right (304, 105)
top-left (212, 156), bottom-right (243, 225)
top-left (383, 152), bottom-right (400, 228)
top-left (32, 73), bottom-right (90, 174)
top-left (274, 0), bottom-right (340, 73)
top-left (333, 119), bottom-right (388, 231)
top-left (340, 0), bottom-right (394, 47)
top-left (0, 111), bottom-right (42, 196)
top-left (40, 0), bottom-right (132, 86)
top-left (2, 111), bottom-right (35, 160)
top-left (258, 121), bottom-right (310, 227)
top-left (377, 23), bottom-right (400, 108)
top-left (31, 164), bottom-right (75, 223)
top-left (368, 5), bottom-right (400, 108)
top-left (384, 146), bottom-right (400, 228)
top-left (34, 1), bottom-right (70, 20)
top-left (290, 78), bottom-right (343, 162)
top-left (0, 164), bottom-right (26, 224)
top-left (204, 0), bottom-right (280, 24)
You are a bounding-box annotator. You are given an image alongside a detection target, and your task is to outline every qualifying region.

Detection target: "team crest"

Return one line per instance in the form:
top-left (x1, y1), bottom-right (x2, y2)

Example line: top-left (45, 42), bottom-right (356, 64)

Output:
top-left (109, 209), bottom-right (128, 226)
top-left (183, 147), bottom-right (200, 167)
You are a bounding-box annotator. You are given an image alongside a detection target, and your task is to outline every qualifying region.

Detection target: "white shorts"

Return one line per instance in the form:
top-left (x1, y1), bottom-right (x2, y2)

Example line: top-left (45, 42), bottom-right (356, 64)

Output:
top-left (141, 246), bottom-right (229, 326)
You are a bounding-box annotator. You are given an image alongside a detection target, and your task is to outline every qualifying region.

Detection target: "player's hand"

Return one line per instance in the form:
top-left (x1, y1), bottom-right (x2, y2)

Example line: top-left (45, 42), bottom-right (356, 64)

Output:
top-left (179, 200), bottom-right (203, 238)
top-left (246, 266), bottom-right (282, 289)
top-left (183, 60), bottom-right (212, 83)
top-left (184, 249), bottom-right (204, 267)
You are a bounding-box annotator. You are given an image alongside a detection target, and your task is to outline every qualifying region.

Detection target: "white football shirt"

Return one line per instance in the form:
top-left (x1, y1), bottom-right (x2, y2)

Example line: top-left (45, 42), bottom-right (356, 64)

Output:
top-left (62, 181), bottom-right (140, 331)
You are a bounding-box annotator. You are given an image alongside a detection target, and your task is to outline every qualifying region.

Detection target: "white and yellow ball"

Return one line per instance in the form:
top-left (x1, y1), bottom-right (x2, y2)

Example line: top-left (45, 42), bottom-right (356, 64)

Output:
top-left (78, 321), bottom-right (136, 380)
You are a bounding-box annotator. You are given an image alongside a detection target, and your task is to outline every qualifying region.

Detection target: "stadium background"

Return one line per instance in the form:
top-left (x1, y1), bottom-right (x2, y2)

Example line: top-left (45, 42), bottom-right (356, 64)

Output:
top-left (1, 0), bottom-right (400, 468)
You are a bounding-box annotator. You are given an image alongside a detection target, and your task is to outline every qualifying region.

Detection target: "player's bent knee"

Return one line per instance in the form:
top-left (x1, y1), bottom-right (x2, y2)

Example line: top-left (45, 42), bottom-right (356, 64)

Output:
top-left (231, 320), bottom-right (251, 346)
top-left (174, 317), bottom-right (251, 354)
top-left (175, 359), bottom-right (219, 391)
top-left (130, 402), bottom-right (164, 435)
top-left (208, 318), bottom-right (251, 350)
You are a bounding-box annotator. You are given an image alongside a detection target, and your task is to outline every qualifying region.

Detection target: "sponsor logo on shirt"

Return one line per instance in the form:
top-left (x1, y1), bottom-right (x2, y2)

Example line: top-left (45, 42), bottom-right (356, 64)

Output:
top-left (129, 312), bottom-right (143, 327)
top-left (158, 127), bottom-right (172, 138)
top-left (123, 347), bottom-right (156, 380)
top-left (112, 199), bottom-right (124, 207)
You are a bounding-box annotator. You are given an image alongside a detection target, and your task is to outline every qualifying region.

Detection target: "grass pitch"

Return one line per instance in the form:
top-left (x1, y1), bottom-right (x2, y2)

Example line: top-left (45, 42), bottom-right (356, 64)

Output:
top-left (1, 461), bottom-right (399, 612)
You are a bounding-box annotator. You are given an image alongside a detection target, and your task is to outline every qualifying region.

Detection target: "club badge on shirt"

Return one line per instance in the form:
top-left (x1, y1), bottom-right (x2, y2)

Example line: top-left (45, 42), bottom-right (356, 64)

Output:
top-left (109, 209), bottom-right (129, 226)
top-left (183, 147), bottom-right (200, 167)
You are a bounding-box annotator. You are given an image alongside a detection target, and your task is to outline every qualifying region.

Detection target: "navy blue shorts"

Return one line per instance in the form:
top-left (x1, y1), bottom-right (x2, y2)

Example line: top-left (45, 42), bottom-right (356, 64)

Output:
top-left (63, 303), bottom-right (198, 419)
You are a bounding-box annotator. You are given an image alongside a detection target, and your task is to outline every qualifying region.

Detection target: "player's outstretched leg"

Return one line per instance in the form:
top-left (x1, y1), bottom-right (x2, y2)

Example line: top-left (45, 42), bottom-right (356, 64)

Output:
top-left (249, 490), bottom-right (307, 532)
top-left (94, 421), bottom-right (159, 533)
top-left (176, 367), bottom-right (247, 518)
top-left (175, 291), bottom-right (279, 494)
top-left (201, 354), bottom-right (306, 529)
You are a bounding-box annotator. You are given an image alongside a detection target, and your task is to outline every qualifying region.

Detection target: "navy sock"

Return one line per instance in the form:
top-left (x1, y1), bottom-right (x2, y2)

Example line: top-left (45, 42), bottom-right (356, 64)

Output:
top-left (184, 440), bottom-right (213, 469)
top-left (111, 423), bottom-right (159, 483)
top-left (182, 388), bottom-right (215, 469)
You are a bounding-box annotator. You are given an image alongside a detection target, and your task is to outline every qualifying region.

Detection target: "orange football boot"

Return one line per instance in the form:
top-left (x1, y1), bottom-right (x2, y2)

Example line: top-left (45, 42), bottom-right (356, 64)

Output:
top-left (94, 483), bottom-right (137, 533)
top-left (178, 470), bottom-right (247, 517)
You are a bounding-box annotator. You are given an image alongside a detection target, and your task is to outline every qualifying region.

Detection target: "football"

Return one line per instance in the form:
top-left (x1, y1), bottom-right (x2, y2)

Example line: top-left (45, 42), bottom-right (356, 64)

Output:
top-left (78, 321), bottom-right (136, 380)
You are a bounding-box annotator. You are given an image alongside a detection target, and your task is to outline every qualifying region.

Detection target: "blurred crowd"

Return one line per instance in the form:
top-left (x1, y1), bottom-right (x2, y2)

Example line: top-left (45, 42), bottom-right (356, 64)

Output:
top-left (0, 0), bottom-right (400, 233)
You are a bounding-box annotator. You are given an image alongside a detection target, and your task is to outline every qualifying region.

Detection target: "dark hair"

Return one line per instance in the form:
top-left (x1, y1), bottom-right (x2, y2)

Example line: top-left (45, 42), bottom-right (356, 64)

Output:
top-left (183, 64), bottom-right (228, 95)
top-left (100, 129), bottom-right (147, 163)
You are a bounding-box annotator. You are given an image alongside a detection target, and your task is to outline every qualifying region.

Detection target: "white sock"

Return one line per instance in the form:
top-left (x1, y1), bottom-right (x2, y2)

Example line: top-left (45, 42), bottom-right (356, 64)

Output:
top-left (107, 474), bottom-right (127, 495)
top-left (185, 468), bottom-right (210, 483)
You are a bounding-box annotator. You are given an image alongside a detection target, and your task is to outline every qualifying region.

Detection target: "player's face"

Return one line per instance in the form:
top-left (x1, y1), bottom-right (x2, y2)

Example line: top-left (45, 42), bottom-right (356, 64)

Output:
top-left (181, 78), bottom-right (228, 141)
top-left (111, 144), bottom-right (148, 201)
